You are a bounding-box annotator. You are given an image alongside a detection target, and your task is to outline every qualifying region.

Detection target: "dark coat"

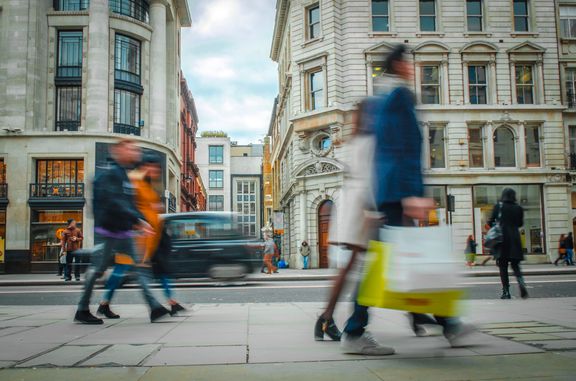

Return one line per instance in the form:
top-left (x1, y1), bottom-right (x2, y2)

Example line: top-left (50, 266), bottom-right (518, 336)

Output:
top-left (488, 201), bottom-right (524, 260)
top-left (92, 162), bottom-right (145, 232)
top-left (565, 235), bottom-right (574, 250)
top-left (152, 226), bottom-right (172, 276)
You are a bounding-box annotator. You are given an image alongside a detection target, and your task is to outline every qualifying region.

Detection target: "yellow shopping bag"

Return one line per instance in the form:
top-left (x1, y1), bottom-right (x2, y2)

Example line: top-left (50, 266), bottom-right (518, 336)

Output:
top-left (357, 240), bottom-right (464, 317)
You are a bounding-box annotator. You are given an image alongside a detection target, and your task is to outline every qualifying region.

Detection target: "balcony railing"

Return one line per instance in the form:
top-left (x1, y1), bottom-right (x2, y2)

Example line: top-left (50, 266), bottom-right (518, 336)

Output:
top-left (115, 69), bottom-right (141, 85)
top-left (56, 66), bottom-right (82, 79)
top-left (56, 121), bottom-right (80, 132)
top-left (54, 0), bottom-right (89, 11)
top-left (109, 0), bottom-right (149, 23)
top-left (0, 184), bottom-right (7, 199)
top-left (29, 183), bottom-right (84, 199)
top-left (113, 123), bottom-right (141, 136)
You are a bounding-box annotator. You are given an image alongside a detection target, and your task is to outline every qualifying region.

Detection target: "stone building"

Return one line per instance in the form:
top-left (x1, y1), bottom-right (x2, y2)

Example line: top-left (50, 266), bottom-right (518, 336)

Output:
top-left (0, 0), bottom-right (191, 273)
top-left (196, 136), bottom-right (232, 213)
top-left (269, 0), bottom-right (571, 268)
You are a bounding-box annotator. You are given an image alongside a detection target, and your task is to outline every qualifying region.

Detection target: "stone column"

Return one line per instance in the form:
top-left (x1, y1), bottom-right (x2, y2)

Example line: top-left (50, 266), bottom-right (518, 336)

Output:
top-left (462, 61), bottom-right (470, 104)
top-left (485, 122), bottom-right (495, 169)
top-left (85, 0), bottom-right (110, 132)
top-left (149, 0), bottom-right (167, 143)
top-left (489, 58), bottom-right (497, 104)
top-left (299, 191), bottom-right (307, 268)
top-left (518, 122), bottom-right (527, 169)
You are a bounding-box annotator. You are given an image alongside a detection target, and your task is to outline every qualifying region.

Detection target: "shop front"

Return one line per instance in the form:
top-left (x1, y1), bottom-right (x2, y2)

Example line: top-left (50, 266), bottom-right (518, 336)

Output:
top-left (473, 184), bottom-right (545, 257)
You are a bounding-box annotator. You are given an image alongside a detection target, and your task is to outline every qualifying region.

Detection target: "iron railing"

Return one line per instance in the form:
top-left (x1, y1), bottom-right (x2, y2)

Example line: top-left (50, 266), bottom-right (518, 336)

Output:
top-left (168, 192), bottom-right (177, 213)
top-left (29, 183), bottom-right (84, 198)
top-left (54, 0), bottom-right (89, 11)
top-left (113, 123), bottom-right (141, 136)
top-left (55, 121), bottom-right (80, 132)
top-left (115, 69), bottom-right (141, 85)
top-left (109, 0), bottom-right (149, 23)
top-left (0, 184), bottom-right (7, 199)
top-left (56, 66), bottom-right (82, 79)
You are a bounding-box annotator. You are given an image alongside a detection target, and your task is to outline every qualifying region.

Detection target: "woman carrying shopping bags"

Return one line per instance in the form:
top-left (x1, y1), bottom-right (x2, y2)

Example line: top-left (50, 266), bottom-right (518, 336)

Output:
top-left (554, 234), bottom-right (567, 266)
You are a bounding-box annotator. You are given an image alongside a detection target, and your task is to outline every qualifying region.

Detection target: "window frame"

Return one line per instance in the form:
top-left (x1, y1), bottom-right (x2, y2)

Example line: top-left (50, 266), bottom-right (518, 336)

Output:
top-left (208, 145), bottom-right (224, 164)
top-left (209, 170), bottom-right (224, 189)
top-left (114, 33), bottom-right (141, 86)
top-left (515, 64), bottom-right (535, 105)
top-left (466, 0), bottom-right (483, 32)
top-left (468, 65), bottom-right (488, 105)
top-left (493, 126), bottom-right (517, 168)
top-left (208, 195), bottom-right (224, 211)
top-left (56, 30), bottom-right (83, 79)
top-left (428, 125), bottom-right (446, 169)
top-left (560, 5), bottom-right (576, 39)
top-left (370, 0), bottom-right (390, 33)
top-left (420, 64), bottom-right (441, 105)
top-left (524, 125), bottom-right (541, 168)
top-left (55, 86), bottom-right (82, 131)
top-left (565, 67), bottom-right (576, 109)
top-left (468, 126), bottom-right (485, 168)
top-left (419, 0), bottom-right (437, 32)
top-left (513, 0), bottom-right (530, 32)
top-left (306, 67), bottom-right (324, 111)
top-left (305, 3), bottom-right (321, 41)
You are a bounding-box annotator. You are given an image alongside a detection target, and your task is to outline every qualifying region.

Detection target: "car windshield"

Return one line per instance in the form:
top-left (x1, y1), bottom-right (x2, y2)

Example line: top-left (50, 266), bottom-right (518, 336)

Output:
top-left (167, 215), bottom-right (240, 240)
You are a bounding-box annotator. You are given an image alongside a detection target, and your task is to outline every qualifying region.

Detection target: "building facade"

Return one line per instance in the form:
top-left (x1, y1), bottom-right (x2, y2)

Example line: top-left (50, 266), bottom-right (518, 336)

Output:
top-left (0, 0), bottom-right (191, 273)
top-left (269, 0), bottom-right (571, 268)
top-left (231, 144), bottom-right (264, 238)
top-left (179, 73), bottom-right (204, 212)
top-left (196, 136), bottom-right (232, 212)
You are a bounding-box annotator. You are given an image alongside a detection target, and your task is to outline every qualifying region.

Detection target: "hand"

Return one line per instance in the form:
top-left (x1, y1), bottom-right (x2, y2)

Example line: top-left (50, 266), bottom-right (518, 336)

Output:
top-left (402, 197), bottom-right (435, 220)
top-left (71, 236), bottom-right (77, 242)
top-left (136, 220), bottom-right (155, 237)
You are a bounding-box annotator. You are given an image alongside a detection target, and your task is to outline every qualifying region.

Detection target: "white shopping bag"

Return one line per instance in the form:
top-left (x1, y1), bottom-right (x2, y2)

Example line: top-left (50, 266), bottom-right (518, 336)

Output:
top-left (380, 225), bottom-right (462, 292)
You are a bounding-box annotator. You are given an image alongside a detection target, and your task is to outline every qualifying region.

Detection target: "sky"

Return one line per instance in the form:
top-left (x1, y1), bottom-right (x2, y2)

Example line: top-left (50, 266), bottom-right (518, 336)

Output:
top-left (181, 0), bottom-right (278, 144)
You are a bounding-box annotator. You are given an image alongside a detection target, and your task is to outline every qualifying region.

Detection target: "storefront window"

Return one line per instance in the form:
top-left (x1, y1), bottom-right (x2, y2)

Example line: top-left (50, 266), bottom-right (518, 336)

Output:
top-left (473, 185), bottom-right (543, 255)
top-left (421, 186), bottom-right (447, 226)
top-left (30, 210), bottom-right (83, 262)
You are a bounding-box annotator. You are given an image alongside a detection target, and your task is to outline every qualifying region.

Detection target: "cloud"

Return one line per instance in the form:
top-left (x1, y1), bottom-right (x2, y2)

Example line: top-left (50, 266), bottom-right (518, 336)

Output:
top-left (181, 0), bottom-right (278, 144)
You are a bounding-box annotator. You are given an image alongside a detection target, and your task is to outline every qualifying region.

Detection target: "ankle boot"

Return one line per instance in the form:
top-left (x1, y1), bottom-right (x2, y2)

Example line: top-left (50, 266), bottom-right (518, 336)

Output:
top-left (500, 288), bottom-right (511, 299)
top-left (314, 316), bottom-right (342, 341)
top-left (518, 277), bottom-right (529, 299)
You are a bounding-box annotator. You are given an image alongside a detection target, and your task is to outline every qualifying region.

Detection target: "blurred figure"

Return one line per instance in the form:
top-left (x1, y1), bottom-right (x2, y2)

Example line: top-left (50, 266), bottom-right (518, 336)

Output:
top-left (554, 233), bottom-right (567, 266)
top-left (62, 219), bottom-right (84, 281)
top-left (565, 232), bottom-right (574, 265)
top-left (300, 241), bottom-right (310, 269)
top-left (465, 235), bottom-right (477, 267)
top-left (74, 139), bottom-right (170, 325)
top-left (488, 188), bottom-right (528, 300)
top-left (263, 234), bottom-right (278, 275)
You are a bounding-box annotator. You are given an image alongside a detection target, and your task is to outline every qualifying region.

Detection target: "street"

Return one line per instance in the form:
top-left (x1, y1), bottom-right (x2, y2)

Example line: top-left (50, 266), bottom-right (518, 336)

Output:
top-left (0, 274), bottom-right (575, 305)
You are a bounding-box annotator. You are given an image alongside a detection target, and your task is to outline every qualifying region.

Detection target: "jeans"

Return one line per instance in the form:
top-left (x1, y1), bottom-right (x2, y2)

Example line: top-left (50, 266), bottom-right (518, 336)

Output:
top-left (302, 255), bottom-right (309, 269)
top-left (65, 250), bottom-right (87, 280)
top-left (104, 266), bottom-right (174, 302)
top-left (497, 258), bottom-right (523, 289)
top-left (566, 249), bottom-right (574, 265)
top-left (78, 234), bottom-right (162, 311)
top-left (343, 202), bottom-right (460, 337)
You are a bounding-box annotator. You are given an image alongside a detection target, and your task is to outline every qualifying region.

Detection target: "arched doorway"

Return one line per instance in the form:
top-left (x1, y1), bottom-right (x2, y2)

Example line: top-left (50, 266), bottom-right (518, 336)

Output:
top-left (317, 200), bottom-right (333, 268)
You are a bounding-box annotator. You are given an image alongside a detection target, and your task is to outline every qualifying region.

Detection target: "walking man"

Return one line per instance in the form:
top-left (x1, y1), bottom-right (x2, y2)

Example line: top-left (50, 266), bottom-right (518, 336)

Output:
top-left (262, 234), bottom-right (278, 275)
top-left (61, 219), bottom-right (84, 281)
top-left (566, 232), bottom-right (574, 266)
top-left (74, 138), bottom-right (170, 324)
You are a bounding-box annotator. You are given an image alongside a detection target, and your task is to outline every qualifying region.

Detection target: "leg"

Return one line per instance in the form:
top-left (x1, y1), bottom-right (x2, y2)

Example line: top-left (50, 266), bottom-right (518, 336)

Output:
top-left (160, 275), bottom-right (174, 301)
top-left (498, 258), bottom-right (511, 299)
top-left (121, 238), bottom-right (162, 310)
top-left (510, 259), bottom-right (528, 299)
top-left (73, 251), bottom-right (82, 280)
top-left (77, 241), bottom-right (114, 311)
top-left (65, 251), bottom-right (73, 280)
top-left (102, 264), bottom-right (129, 303)
top-left (343, 298), bottom-right (370, 337)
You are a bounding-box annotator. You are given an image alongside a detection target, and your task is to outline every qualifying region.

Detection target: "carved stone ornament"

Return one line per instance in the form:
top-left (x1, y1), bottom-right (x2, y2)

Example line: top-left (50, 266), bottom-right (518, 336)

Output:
top-left (547, 173), bottom-right (567, 184)
top-left (302, 161), bottom-right (340, 176)
top-left (310, 131), bottom-right (333, 157)
top-left (298, 133), bottom-right (309, 152)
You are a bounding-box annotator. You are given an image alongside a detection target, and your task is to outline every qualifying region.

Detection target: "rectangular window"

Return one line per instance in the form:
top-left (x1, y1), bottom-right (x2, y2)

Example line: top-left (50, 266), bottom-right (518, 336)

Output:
top-left (308, 69), bottom-right (324, 111)
top-left (209, 146), bottom-right (224, 164)
top-left (57, 31), bottom-right (83, 78)
top-left (513, 0), bottom-right (530, 32)
top-left (515, 65), bottom-right (534, 104)
top-left (570, 126), bottom-right (576, 169)
top-left (565, 68), bottom-right (576, 108)
top-left (209, 170), bottom-right (224, 189)
top-left (429, 127), bottom-right (445, 168)
top-left (525, 125), bottom-right (541, 167)
top-left (114, 89), bottom-right (141, 134)
top-left (307, 4), bottom-right (320, 40)
top-left (371, 0), bottom-right (389, 32)
top-left (469, 127), bottom-right (484, 168)
top-left (31, 209), bottom-right (83, 262)
top-left (560, 5), bottom-right (576, 38)
top-left (55, 86), bottom-right (81, 131)
top-left (419, 0), bottom-right (436, 32)
top-left (208, 195), bottom-right (224, 211)
top-left (420, 65), bottom-right (440, 104)
top-left (35, 159), bottom-right (84, 184)
top-left (468, 65), bottom-right (487, 104)
top-left (466, 0), bottom-right (483, 32)
top-left (235, 180), bottom-right (257, 237)
top-left (371, 64), bottom-right (386, 95)
top-left (115, 34), bottom-right (141, 85)
top-left (55, 0), bottom-right (89, 12)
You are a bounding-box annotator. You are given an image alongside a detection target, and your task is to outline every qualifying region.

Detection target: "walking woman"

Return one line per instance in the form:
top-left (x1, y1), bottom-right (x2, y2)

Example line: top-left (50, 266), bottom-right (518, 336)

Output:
top-left (488, 188), bottom-right (528, 300)
top-left (465, 235), bottom-right (477, 267)
top-left (554, 234), bottom-right (567, 266)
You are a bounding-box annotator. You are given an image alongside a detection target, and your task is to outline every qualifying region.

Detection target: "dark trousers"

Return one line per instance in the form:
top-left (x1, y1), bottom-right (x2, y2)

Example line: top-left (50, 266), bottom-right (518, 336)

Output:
top-left (65, 250), bottom-right (87, 280)
top-left (344, 202), bottom-right (458, 337)
top-left (497, 258), bottom-right (523, 289)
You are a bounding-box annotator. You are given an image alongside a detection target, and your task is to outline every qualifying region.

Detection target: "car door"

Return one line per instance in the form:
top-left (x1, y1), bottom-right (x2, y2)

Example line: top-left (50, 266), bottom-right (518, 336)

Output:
top-left (165, 217), bottom-right (212, 277)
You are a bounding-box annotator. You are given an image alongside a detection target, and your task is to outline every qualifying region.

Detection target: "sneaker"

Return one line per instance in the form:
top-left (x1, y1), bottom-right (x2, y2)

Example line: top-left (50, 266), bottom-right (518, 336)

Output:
top-left (74, 310), bottom-right (104, 325)
top-left (97, 304), bottom-right (120, 319)
top-left (170, 303), bottom-right (186, 316)
top-left (408, 314), bottom-right (429, 337)
top-left (150, 306), bottom-right (171, 323)
top-left (340, 332), bottom-right (395, 355)
top-left (445, 324), bottom-right (475, 348)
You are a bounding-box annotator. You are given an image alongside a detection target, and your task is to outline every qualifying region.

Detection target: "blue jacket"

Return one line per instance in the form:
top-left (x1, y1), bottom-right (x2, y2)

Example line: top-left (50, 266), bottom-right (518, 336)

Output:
top-left (365, 86), bottom-right (423, 206)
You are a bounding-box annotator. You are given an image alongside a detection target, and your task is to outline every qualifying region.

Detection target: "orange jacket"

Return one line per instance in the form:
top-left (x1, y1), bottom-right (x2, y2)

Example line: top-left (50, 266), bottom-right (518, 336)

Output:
top-left (132, 177), bottom-right (164, 263)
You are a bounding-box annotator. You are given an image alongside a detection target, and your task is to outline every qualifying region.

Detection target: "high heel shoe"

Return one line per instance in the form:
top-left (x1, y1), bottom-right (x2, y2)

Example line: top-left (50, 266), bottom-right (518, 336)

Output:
top-left (314, 316), bottom-right (342, 341)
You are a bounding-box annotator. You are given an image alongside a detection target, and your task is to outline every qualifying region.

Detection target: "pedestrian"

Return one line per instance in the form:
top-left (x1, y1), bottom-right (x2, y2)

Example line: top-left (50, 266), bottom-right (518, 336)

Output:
top-left (74, 138), bottom-right (170, 324)
top-left (61, 219), bottom-right (84, 281)
top-left (340, 45), bottom-right (471, 355)
top-left (300, 241), bottom-right (311, 269)
top-left (565, 232), bottom-right (574, 266)
top-left (488, 188), bottom-right (528, 300)
top-left (97, 153), bottom-right (185, 318)
top-left (465, 235), bottom-right (477, 267)
top-left (554, 234), bottom-right (567, 266)
top-left (262, 234), bottom-right (278, 275)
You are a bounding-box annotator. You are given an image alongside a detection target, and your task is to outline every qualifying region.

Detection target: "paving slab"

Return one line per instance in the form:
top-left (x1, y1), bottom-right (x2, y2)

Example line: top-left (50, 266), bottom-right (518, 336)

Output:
top-left (551, 331), bottom-right (576, 339)
top-left (526, 326), bottom-right (573, 333)
top-left (17, 345), bottom-right (107, 367)
top-left (480, 321), bottom-right (548, 329)
top-left (525, 340), bottom-right (576, 351)
top-left (0, 361), bottom-right (15, 369)
top-left (144, 345), bottom-right (247, 366)
top-left (0, 343), bottom-right (59, 361)
top-left (80, 344), bottom-right (160, 367)
top-left (481, 328), bottom-right (531, 335)
top-left (0, 367), bottom-right (148, 381)
top-left (504, 333), bottom-right (563, 341)
top-left (3, 321), bottom-right (106, 344)
top-left (0, 326), bottom-right (36, 337)
top-left (70, 319), bottom-right (178, 345)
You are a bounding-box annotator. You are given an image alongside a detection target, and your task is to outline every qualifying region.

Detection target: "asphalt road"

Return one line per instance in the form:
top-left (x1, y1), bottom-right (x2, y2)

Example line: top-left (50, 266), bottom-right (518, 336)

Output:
top-left (0, 275), bottom-right (574, 305)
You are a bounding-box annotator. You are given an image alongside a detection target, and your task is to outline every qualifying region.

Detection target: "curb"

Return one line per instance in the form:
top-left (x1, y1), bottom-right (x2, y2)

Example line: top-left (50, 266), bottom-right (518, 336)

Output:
top-left (0, 268), bottom-right (575, 287)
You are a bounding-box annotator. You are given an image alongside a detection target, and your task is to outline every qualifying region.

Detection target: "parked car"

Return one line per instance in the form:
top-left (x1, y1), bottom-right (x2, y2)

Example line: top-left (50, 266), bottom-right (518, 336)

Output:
top-left (162, 212), bottom-right (262, 280)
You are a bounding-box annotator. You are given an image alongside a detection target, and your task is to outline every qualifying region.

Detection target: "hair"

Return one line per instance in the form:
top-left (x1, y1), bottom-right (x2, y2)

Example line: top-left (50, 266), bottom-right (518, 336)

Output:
top-left (467, 235), bottom-right (474, 241)
top-left (384, 44), bottom-right (407, 75)
top-left (67, 219), bottom-right (75, 226)
top-left (500, 188), bottom-right (517, 203)
top-left (560, 233), bottom-right (566, 241)
top-left (114, 137), bottom-right (136, 148)
top-left (137, 152), bottom-right (162, 168)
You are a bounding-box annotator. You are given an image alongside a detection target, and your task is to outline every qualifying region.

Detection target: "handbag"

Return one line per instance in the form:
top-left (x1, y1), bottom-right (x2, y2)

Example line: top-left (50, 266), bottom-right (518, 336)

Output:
top-left (484, 203), bottom-right (503, 249)
top-left (59, 249), bottom-right (66, 264)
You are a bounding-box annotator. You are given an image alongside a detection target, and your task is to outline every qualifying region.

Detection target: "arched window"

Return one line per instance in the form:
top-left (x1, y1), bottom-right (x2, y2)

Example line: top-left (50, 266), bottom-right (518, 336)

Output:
top-left (494, 127), bottom-right (516, 167)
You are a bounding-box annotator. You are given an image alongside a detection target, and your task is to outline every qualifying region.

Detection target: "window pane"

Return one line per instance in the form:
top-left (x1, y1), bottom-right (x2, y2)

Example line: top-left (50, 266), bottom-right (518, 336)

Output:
top-left (429, 127), bottom-right (445, 168)
top-left (420, 16), bottom-right (436, 31)
top-left (421, 86), bottom-right (439, 104)
top-left (514, 16), bottom-right (529, 32)
top-left (114, 89), bottom-right (140, 126)
top-left (469, 128), bottom-right (484, 168)
top-left (372, 16), bottom-right (389, 32)
top-left (525, 126), bottom-right (541, 167)
top-left (311, 71), bottom-right (323, 91)
top-left (560, 5), bottom-right (576, 17)
top-left (566, 69), bottom-right (576, 107)
top-left (467, 16), bottom-right (482, 32)
top-left (570, 126), bottom-right (576, 154)
top-left (514, 0), bottom-right (528, 15)
top-left (420, 0), bottom-right (436, 15)
top-left (57, 31), bottom-right (83, 77)
top-left (422, 66), bottom-right (439, 84)
top-left (309, 5), bottom-right (320, 24)
top-left (56, 87), bottom-right (81, 122)
top-left (115, 34), bottom-right (141, 84)
top-left (494, 128), bottom-right (516, 167)
top-left (466, 0), bottom-right (482, 15)
top-left (372, 0), bottom-right (388, 15)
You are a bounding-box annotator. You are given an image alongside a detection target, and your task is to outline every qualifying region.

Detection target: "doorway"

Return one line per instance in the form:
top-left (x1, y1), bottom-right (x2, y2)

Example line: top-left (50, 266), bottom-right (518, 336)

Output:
top-left (317, 200), bottom-right (333, 269)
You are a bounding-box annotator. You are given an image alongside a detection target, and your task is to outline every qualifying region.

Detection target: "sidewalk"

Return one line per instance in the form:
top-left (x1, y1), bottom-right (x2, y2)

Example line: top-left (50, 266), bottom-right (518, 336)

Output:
top-left (0, 298), bottom-right (576, 380)
top-left (0, 264), bottom-right (575, 287)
